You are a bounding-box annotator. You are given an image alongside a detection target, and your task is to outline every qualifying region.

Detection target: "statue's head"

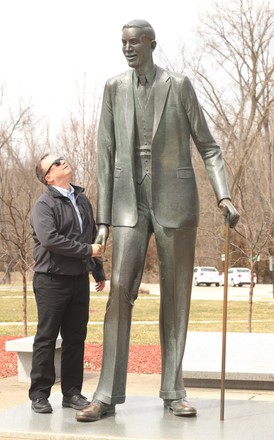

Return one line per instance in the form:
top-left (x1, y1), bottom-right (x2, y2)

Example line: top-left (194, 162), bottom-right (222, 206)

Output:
top-left (121, 19), bottom-right (157, 70)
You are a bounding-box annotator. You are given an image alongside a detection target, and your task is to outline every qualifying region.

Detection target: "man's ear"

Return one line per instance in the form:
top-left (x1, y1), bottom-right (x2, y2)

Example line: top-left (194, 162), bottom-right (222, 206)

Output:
top-left (45, 174), bottom-right (53, 185)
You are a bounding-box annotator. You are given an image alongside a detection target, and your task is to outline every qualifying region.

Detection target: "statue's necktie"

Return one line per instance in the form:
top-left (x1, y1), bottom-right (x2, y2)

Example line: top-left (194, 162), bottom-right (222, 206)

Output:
top-left (139, 74), bottom-right (147, 86)
top-left (138, 75), bottom-right (148, 103)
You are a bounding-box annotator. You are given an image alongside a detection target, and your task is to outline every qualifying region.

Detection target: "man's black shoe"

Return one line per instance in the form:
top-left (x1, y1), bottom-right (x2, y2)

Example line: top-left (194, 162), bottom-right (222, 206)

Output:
top-left (31, 398), bottom-right (52, 414)
top-left (62, 394), bottom-right (90, 410)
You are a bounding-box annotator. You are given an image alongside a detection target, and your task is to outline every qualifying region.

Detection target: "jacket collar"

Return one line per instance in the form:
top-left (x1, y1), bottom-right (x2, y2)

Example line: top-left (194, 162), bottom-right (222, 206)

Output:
top-left (47, 183), bottom-right (84, 198)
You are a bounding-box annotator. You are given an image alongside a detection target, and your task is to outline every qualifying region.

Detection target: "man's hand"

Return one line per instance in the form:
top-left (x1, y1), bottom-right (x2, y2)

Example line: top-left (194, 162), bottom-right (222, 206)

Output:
top-left (95, 224), bottom-right (109, 252)
top-left (94, 280), bottom-right (106, 292)
top-left (219, 199), bottom-right (240, 228)
top-left (91, 244), bottom-right (103, 258)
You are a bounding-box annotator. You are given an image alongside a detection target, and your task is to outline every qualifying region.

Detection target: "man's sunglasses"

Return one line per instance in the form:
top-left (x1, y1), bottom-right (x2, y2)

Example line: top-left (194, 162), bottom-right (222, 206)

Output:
top-left (44, 157), bottom-right (65, 180)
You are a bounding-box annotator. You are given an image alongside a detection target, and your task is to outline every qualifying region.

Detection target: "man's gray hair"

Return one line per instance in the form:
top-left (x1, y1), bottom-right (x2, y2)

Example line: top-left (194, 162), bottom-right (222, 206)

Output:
top-left (36, 153), bottom-right (50, 185)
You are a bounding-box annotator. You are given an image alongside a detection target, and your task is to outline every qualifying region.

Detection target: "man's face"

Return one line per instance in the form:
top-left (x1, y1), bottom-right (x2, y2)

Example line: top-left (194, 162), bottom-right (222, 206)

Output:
top-left (42, 155), bottom-right (72, 185)
top-left (122, 27), bottom-right (154, 70)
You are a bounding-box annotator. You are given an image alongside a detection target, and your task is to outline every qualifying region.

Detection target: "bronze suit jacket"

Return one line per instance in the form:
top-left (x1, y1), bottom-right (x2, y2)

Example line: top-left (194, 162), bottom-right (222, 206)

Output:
top-left (96, 66), bottom-right (230, 229)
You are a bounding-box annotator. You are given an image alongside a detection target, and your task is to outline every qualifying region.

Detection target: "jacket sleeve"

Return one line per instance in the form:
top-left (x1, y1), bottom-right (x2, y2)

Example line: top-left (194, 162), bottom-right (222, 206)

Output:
top-left (181, 76), bottom-right (231, 203)
top-left (96, 80), bottom-right (116, 225)
top-left (88, 205), bottom-right (106, 281)
top-left (31, 199), bottom-right (92, 258)
top-left (90, 258), bottom-right (106, 282)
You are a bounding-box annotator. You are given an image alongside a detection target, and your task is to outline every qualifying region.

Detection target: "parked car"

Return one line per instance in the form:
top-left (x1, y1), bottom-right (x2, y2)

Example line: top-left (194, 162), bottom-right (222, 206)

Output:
top-left (193, 266), bottom-right (221, 286)
top-left (220, 267), bottom-right (257, 287)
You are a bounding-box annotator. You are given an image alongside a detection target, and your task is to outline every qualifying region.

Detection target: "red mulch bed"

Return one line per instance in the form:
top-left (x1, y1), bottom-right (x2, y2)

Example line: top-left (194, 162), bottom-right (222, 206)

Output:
top-left (0, 336), bottom-right (161, 378)
top-left (0, 336), bottom-right (19, 378)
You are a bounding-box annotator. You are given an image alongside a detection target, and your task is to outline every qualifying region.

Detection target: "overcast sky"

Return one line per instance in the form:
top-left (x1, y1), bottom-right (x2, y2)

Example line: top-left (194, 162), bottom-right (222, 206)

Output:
top-left (1, 0), bottom-right (215, 131)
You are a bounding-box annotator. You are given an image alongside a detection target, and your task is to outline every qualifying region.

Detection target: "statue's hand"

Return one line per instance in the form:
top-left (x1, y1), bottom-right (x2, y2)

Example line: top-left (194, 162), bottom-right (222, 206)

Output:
top-left (95, 224), bottom-right (109, 251)
top-left (219, 199), bottom-right (240, 228)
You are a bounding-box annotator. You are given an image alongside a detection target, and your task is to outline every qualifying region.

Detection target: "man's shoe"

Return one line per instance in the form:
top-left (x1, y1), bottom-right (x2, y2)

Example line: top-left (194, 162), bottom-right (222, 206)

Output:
top-left (164, 398), bottom-right (197, 417)
top-left (62, 394), bottom-right (90, 410)
top-left (76, 399), bottom-right (115, 422)
top-left (31, 398), bottom-right (52, 414)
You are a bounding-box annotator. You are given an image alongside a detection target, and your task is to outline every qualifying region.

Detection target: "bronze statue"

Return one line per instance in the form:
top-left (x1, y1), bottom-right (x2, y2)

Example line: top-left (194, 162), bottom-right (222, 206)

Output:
top-left (76, 19), bottom-right (239, 422)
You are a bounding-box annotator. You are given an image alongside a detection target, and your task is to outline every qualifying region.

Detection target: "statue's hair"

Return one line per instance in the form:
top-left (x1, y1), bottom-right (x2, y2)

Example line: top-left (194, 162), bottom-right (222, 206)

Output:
top-left (122, 19), bottom-right (155, 40)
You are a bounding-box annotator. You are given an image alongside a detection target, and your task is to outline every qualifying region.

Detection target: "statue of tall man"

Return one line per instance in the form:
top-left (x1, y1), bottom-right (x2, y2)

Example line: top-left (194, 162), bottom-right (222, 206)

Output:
top-left (76, 19), bottom-right (239, 422)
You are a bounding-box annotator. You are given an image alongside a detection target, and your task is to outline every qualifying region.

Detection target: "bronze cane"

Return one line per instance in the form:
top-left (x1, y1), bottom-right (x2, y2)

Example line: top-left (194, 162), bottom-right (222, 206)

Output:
top-left (220, 216), bottom-right (230, 421)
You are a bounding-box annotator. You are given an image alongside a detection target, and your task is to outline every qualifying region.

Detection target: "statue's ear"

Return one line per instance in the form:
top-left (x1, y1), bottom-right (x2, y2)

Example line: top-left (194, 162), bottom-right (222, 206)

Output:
top-left (151, 40), bottom-right (157, 51)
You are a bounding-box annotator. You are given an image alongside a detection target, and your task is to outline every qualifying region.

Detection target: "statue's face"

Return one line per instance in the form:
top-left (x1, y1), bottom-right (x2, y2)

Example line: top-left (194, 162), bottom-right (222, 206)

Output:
top-left (122, 27), bottom-right (154, 70)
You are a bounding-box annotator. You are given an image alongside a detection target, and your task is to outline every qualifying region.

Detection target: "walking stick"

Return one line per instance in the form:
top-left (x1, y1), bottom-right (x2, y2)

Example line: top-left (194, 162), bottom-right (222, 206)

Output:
top-left (220, 215), bottom-right (230, 421)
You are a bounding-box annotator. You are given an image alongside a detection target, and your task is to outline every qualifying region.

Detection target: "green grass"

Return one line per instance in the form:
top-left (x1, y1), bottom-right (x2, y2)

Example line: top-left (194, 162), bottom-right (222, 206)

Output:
top-left (1, 289), bottom-right (274, 342)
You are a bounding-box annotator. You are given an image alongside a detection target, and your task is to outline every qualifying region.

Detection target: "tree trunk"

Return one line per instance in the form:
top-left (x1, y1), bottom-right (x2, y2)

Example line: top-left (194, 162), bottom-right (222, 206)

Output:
top-left (22, 272), bottom-right (28, 337)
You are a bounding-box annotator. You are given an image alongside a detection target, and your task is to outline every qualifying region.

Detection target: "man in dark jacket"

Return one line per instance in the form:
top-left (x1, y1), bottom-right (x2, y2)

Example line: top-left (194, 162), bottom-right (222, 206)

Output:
top-left (29, 153), bottom-right (105, 414)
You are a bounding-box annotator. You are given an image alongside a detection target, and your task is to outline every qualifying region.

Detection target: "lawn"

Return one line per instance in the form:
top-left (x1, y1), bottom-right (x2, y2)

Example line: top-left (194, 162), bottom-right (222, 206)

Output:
top-left (1, 287), bottom-right (274, 342)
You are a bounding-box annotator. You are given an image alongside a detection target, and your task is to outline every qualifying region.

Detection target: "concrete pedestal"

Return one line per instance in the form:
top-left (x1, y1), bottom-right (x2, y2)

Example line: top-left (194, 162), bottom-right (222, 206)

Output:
top-left (0, 394), bottom-right (273, 440)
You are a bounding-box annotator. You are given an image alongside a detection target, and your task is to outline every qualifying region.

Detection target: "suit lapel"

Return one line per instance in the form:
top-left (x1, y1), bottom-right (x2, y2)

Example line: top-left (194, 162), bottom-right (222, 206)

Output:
top-left (120, 70), bottom-right (135, 146)
top-left (152, 67), bottom-right (170, 139)
top-left (121, 67), bottom-right (170, 145)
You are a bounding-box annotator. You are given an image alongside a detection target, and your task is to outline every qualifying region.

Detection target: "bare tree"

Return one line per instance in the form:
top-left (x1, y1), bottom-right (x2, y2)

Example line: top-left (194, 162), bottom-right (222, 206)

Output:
top-left (0, 96), bottom-right (46, 335)
top-left (56, 76), bottom-right (101, 201)
top-left (0, 97), bottom-right (33, 283)
top-left (182, 0), bottom-right (274, 330)
top-left (0, 149), bottom-right (42, 335)
top-left (0, 188), bottom-right (33, 335)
